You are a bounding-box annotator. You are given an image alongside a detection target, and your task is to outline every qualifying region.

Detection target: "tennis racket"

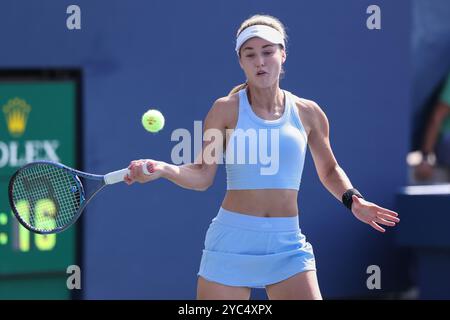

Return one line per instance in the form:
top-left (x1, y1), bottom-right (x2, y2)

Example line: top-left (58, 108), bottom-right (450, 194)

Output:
top-left (8, 160), bottom-right (150, 234)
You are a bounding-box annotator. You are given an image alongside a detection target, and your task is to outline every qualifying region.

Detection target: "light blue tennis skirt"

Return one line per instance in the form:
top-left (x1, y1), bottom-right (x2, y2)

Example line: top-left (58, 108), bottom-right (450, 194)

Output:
top-left (198, 207), bottom-right (316, 288)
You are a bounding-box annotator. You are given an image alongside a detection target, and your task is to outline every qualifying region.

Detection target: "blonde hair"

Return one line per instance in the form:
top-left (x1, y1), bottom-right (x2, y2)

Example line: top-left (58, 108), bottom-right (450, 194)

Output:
top-left (229, 14), bottom-right (288, 96)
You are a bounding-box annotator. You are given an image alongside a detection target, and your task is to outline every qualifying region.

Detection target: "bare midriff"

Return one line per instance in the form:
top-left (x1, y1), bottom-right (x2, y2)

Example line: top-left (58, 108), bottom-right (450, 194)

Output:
top-left (221, 189), bottom-right (299, 217)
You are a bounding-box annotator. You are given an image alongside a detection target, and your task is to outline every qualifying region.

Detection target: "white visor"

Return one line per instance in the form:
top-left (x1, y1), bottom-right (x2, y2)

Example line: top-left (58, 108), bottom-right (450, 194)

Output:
top-left (235, 25), bottom-right (285, 55)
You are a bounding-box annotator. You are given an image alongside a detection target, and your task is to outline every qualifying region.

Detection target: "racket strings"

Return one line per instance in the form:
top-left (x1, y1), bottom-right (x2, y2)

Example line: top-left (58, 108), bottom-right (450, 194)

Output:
top-left (12, 164), bottom-right (83, 232)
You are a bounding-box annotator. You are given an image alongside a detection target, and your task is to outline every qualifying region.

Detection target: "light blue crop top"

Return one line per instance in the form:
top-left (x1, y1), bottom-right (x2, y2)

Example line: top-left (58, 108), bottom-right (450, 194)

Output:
top-left (225, 88), bottom-right (308, 190)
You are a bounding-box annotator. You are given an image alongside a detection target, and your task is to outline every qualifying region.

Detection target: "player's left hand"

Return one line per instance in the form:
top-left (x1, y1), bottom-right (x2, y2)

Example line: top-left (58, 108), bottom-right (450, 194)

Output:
top-left (350, 195), bottom-right (400, 233)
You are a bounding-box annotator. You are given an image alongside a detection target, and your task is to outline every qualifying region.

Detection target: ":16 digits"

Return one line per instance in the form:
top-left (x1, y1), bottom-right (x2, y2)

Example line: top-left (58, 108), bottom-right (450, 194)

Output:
top-left (11, 199), bottom-right (57, 252)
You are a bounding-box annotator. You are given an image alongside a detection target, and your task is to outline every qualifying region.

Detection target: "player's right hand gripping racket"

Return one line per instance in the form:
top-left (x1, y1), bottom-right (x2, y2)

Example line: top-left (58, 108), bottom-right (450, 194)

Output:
top-left (8, 160), bottom-right (150, 234)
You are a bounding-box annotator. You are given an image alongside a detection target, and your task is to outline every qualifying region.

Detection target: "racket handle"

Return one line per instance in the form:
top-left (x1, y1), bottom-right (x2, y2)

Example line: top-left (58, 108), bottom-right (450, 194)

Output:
top-left (104, 168), bottom-right (130, 185)
top-left (104, 163), bottom-right (152, 185)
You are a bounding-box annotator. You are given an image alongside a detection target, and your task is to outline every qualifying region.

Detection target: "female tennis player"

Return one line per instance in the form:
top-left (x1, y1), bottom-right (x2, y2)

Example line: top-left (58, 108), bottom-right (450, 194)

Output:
top-left (124, 14), bottom-right (400, 300)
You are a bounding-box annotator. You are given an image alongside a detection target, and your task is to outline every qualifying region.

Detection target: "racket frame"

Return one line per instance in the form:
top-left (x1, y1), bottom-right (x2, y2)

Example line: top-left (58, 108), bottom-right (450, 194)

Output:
top-left (8, 160), bottom-right (107, 234)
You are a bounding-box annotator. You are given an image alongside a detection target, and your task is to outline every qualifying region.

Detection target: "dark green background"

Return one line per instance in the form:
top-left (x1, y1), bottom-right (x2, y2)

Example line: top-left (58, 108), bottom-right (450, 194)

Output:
top-left (0, 81), bottom-right (77, 299)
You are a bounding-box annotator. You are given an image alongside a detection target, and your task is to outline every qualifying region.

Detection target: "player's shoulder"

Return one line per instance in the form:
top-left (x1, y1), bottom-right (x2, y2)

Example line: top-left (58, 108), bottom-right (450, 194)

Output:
top-left (209, 93), bottom-right (239, 117)
top-left (289, 92), bottom-right (326, 122)
top-left (288, 92), bottom-right (320, 111)
top-left (213, 93), bottom-right (239, 109)
top-left (204, 93), bottom-right (238, 127)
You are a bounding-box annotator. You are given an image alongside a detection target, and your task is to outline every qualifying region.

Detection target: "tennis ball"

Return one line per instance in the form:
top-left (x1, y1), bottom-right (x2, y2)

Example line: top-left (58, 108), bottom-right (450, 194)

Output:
top-left (142, 109), bottom-right (165, 133)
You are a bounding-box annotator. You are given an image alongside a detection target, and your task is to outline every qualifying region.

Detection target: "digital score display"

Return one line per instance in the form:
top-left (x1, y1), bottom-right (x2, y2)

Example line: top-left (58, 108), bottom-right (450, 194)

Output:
top-left (0, 71), bottom-right (80, 298)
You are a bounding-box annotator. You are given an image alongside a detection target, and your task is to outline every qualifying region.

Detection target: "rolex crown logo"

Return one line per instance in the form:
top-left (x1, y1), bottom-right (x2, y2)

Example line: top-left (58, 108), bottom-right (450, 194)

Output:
top-left (2, 97), bottom-right (31, 138)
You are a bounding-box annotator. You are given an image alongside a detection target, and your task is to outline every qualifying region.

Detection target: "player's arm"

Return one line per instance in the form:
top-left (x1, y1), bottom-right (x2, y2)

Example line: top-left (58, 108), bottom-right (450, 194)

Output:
top-left (305, 99), bottom-right (399, 232)
top-left (126, 98), bottom-right (228, 191)
top-left (303, 99), bottom-right (353, 201)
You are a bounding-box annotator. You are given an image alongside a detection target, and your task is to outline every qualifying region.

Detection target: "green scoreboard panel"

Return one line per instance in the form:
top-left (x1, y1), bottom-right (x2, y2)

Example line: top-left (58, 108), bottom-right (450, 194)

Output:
top-left (0, 71), bottom-right (80, 299)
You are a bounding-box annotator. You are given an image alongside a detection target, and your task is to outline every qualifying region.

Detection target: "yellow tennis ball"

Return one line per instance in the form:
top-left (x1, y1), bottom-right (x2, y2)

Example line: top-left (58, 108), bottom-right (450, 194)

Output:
top-left (142, 109), bottom-right (165, 133)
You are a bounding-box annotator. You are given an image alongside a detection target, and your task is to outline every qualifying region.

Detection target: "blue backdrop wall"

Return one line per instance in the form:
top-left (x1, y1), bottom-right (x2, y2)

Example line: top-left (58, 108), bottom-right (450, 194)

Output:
top-left (0, 0), bottom-right (410, 299)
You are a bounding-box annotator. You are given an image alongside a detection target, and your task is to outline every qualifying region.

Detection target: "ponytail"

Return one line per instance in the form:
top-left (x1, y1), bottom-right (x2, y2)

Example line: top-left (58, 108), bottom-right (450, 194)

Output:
top-left (228, 82), bottom-right (248, 96)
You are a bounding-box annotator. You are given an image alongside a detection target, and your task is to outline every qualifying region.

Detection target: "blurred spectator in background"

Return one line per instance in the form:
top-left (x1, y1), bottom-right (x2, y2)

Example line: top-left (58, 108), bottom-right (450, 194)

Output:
top-left (413, 71), bottom-right (450, 182)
